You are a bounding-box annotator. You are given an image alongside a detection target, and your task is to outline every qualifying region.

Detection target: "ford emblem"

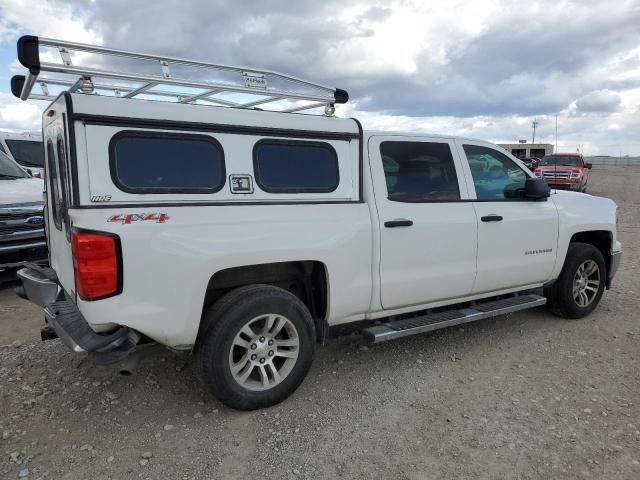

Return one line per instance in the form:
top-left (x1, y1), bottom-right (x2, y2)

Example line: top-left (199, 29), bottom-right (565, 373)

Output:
top-left (25, 216), bottom-right (44, 226)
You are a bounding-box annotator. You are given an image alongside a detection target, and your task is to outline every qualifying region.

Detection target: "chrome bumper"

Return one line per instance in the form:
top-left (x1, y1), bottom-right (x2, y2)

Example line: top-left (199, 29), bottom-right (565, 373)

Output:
top-left (16, 266), bottom-right (59, 307)
top-left (0, 239), bottom-right (46, 253)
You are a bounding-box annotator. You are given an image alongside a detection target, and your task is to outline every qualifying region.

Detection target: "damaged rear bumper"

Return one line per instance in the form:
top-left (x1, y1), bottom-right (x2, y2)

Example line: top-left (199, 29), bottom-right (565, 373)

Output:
top-left (16, 266), bottom-right (140, 365)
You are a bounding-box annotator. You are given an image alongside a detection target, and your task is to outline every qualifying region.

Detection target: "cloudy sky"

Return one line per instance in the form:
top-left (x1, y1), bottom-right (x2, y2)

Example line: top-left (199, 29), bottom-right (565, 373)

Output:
top-left (1, 0), bottom-right (639, 155)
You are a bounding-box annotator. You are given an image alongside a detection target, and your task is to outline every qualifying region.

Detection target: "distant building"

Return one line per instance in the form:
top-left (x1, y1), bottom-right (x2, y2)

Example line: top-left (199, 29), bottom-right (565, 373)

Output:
top-left (498, 142), bottom-right (554, 159)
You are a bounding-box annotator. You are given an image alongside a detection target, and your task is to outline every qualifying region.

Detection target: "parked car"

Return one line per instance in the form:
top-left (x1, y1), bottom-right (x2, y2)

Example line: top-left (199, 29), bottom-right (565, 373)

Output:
top-left (0, 149), bottom-right (46, 275)
top-left (13, 36), bottom-right (621, 410)
top-left (0, 130), bottom-right (45, 177)
top-left (535, 153), bottom-right (591, 192)
top-left (521, 157), bottom-right (540, 171)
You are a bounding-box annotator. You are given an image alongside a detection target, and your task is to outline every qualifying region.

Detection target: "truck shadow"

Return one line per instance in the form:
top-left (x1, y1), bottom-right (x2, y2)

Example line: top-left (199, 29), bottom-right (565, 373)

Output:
top-left (95, 305), bottom-right (561, 409)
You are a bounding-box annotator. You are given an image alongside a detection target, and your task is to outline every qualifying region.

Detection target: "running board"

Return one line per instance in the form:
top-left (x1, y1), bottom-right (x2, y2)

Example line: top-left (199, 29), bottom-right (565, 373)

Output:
top-left (364, 294), bottom-right (546, 344)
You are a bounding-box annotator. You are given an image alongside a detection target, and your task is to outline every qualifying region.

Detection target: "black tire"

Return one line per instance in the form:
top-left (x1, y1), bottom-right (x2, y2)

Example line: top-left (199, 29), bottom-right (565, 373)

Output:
top-left (196, 284), bottom-right (316, 410)
top-left (546, 242), bottom-right (606, 319)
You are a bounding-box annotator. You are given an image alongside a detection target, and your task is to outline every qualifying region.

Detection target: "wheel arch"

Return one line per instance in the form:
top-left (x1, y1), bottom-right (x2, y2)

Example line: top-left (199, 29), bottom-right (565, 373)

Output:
top-left (200, 260), bottom-right (329, 343)
top-left (569, 230), bottom-right (613, 281)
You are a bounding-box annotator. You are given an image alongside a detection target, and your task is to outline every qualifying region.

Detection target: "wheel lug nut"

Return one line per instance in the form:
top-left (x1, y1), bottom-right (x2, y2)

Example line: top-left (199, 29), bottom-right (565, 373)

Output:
top-left (259, 336), bottom-right (265, 342)
top-left (269, 350), bottom-right (274, 356)
top-left (268, 340), bottom-right (274, 346)
top-left (251, 354), bottom-right (257, 360)
top-left (259, 358), bottom-right (265, 364)
top-left (250, 344), bottom-right (257, 350)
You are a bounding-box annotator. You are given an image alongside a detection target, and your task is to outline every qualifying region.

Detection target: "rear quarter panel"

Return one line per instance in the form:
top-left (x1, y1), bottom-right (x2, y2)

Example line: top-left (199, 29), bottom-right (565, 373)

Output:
top-left (71, 203), bottom-right (373, 347)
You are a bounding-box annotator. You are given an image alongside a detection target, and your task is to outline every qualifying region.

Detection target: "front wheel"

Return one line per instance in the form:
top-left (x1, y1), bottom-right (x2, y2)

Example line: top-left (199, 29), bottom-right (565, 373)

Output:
top-left (196, 285), bottom-right (316, 410)
top-left (546, 242), bottom-right (606, 319)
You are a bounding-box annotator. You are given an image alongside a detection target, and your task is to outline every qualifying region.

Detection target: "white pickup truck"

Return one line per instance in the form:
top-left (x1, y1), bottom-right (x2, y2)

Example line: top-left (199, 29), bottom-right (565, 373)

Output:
top-left (13, 36), bottom-right (621, 410)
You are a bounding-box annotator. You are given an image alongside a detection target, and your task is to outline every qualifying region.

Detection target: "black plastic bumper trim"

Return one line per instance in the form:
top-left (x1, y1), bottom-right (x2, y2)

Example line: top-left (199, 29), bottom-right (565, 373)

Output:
top-left (44, 300), bottom-right (139, 364)
top-left (606, 250), bottom-right (621, 289)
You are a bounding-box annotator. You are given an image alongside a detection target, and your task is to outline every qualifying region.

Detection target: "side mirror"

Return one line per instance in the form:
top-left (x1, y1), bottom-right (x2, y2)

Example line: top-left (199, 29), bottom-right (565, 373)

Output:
top-left (585, 163), bottom-right (593, 169)
top-left (524, 176), bottom-right (550, 200)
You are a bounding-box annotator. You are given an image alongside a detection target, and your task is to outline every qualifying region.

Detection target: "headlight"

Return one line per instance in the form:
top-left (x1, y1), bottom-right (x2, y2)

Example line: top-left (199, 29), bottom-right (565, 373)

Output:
top-left (570, 172), bottom-right (582, 179)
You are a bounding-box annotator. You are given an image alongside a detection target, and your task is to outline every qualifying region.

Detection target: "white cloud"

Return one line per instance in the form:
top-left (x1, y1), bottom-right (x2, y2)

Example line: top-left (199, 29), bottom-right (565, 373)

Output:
top-left (0, 93), bottom-right (43, 130)
top-left (0, 0), bottom-right (98, 43)
top-left (575, 90), bottom-right (622, 113)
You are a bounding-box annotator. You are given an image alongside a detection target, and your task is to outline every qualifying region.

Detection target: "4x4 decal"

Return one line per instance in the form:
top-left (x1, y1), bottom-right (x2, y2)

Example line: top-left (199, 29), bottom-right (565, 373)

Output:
top-left (108, 213), bottom-right (170, 224)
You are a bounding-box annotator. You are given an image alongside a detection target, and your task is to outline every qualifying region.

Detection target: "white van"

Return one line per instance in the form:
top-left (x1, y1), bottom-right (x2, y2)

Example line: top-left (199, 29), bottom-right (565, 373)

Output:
top-left (0, 130), bottom-right (45, 177)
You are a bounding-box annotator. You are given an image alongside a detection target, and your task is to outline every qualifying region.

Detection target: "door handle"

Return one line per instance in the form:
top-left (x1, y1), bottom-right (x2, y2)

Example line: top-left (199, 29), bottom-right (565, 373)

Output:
top-left (384, 219), bottom-right (413, 228)
top-left (481, 215), bottom-right (503, 222)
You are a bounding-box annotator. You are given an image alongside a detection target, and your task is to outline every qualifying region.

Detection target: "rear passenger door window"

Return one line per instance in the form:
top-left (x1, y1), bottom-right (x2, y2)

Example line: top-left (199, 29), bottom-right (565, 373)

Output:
top-left (109, 131), bottom-right (225, 193)
top-left (462, 145), bottom-right (528, 200)
top-left (253, 139), bottom-right (339, 193)
top-left (380, 141), bottom-right (460, 202)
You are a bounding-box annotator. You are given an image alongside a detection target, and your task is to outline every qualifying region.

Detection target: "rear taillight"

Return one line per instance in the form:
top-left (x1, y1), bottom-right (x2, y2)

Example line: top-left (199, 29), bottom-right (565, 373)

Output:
top-left (71, 230), bottom-right (121, 301)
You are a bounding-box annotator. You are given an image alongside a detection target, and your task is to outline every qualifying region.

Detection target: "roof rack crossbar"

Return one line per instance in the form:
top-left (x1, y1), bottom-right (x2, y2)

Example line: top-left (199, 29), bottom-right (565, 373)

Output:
top-left (179, 88), bottom-right (223, 104)
top-left (123, 82), bottom-right (156, 98)
top-left (283, 101), bottom-right (331, 114)
top-left (238, 97), bottom-right (278, 108)
top-left (197, 96), bottom-right (239, 107)
top-left (12, 35), bottom-right (349, 115)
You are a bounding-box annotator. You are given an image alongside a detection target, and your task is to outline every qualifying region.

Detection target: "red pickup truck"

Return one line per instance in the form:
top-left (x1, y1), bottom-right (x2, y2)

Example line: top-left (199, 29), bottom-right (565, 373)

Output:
top-left (534, 154), bottom-right (592, 192)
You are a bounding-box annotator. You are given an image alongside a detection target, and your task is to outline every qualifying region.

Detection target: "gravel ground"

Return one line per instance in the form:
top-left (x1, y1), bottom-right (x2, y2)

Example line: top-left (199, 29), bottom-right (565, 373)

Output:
top-left (1, 166), bottom-right (639, 480)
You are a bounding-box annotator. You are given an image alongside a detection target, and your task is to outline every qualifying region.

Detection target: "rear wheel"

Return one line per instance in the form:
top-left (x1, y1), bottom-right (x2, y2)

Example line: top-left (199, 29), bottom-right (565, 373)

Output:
top-left (546, 242), bottom-right (605, 319)
top-left (196, 285), bottom-right (316, 410)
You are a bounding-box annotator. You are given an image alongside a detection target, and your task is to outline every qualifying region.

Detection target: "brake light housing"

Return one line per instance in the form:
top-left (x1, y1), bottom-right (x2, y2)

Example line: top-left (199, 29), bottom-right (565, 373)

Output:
top-left (71, 229), bottom-right (122, 301)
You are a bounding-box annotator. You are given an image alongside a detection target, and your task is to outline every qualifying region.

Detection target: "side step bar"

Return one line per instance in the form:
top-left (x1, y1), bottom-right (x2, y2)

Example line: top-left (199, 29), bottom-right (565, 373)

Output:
top-left (364, 294), bottom-right (546, 344)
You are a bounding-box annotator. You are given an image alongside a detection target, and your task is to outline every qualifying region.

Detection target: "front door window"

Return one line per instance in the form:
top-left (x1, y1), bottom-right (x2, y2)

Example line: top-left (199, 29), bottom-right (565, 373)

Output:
top-left (463, 145), bottom-right (528, 200)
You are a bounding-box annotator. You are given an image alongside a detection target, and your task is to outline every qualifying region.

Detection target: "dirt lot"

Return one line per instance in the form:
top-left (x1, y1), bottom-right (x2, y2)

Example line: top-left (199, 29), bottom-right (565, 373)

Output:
top-left (1, 165), bottom-right (639, 480)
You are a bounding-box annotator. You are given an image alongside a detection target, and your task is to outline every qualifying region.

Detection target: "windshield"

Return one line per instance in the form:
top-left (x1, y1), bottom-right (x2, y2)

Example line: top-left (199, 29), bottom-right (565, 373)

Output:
top-left (6, 139), bottom-right (45, 168)
top-left (541, 155), bottom-right (582, 167)
top-left (0, 150), bottom-right (30, 178)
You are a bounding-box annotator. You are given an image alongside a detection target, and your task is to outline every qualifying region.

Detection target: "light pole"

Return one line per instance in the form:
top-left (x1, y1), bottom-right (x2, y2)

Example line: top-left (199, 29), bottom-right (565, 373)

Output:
top-left (532, 119), bottom-right (539, 145)
top-left (555, 114), bottom-right (558, 153)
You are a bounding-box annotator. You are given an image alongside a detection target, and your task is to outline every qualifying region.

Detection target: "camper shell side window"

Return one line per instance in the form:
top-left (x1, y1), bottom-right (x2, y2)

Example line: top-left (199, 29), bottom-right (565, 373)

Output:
top-left (108, 131), bottom-right (226, 194)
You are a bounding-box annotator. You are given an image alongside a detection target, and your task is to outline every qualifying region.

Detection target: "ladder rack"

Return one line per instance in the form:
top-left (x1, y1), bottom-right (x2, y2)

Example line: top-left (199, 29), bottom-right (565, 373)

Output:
top-left (10, 36), bottom-right (349, 115)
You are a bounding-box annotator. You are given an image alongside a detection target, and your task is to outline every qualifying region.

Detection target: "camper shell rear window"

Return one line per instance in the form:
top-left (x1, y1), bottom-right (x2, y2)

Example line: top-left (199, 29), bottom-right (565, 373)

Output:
top-left (108, 131), bottom-right (225, 194)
